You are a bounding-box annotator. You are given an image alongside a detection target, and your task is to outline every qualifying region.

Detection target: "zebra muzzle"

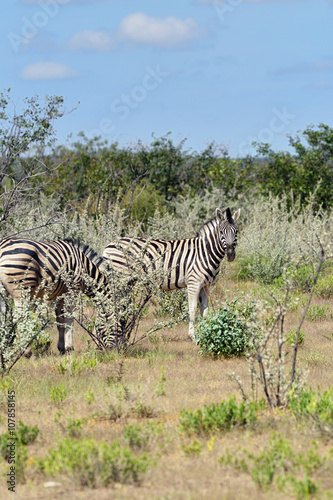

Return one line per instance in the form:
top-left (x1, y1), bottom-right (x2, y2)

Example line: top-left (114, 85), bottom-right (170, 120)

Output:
top-left (226, 250), bottom-right (236, 262)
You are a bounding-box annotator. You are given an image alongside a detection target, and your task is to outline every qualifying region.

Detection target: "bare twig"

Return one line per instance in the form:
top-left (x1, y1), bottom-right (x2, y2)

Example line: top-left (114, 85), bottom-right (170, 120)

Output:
top-left (289, 237), bottom-right (325, 387)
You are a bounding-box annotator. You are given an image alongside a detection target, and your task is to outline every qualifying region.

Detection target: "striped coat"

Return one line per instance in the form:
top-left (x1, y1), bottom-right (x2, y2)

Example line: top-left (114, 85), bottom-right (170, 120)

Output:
top-left (103, 207), bottom-right (240, 338)
top-left (0, 238), bottom-right (115, 353)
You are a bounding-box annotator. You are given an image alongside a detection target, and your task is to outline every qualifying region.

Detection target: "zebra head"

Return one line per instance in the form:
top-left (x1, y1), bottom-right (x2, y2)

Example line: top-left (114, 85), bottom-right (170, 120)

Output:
top-left (216, 207), bottom-right (240, 262)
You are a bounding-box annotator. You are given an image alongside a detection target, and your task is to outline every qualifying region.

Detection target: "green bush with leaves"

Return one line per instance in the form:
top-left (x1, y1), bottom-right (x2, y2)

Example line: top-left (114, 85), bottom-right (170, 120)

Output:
top-left (306, 304), bottom-right (332, 321)
top-left (123, 421), bottom-right (164, 451)
top-left (237, 194), bottom-right (333, 288)
top-left (37, 438), bottom-right (149, 488)
top-left (288, 386), bottom-right (333, 437)
top-left (220, 434), bottom-right (323, 497)
top-left (195, 302), bottom-right (254, 358)
top-left (0, 420), bottom-right (39, 483)
top-left (16, 420), bottom-right (39, 446)
top-left (254, 123), bottom-right (333, 210)
top-left (315, 274), bottom-right (333, 298)
top-left (286, 328), bottom-right (306, 347)
top-left (292, 265), bottom-right (315, 292)
top-left (49, 382), bottom-right (67, 406)
top-left (154, 289), bottom-right (189, 320)
top-left (179, 397), bottom-right (263, 435)
top-left (31, 331), bottom-right (51, 356)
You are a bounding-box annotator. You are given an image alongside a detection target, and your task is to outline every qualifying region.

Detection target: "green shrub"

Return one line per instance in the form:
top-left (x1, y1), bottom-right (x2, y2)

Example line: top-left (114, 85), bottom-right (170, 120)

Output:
top-left (123, 182), bottom-right (164, 224)
top-left (249, 435), bottom-right (292, 489)
top-left (179, 397), bottom-right (263, 435)
top-left (315, 274), bottom-right (333, 298)
top-left (286, 328), bottom-right (306, 347)
top-left (123, 422), bottom-right (163, 451)
top-left (0, 421), bottom-right (39, 457)
top-left (282, 474), bottom-right (318, 500)
top-left (182, 440), bottom-right (203, 457)
top-left (292, 265), bottom-right (315, 292)
top-left (306, 304), bottom-right (331, 321)
top-left (16, 420), bottom-right (39, 446)
top-left (49, 382), bottom-right (67, 406)
top-left (31, 331), bottom-right (51, 356)
top-left (54, 411), bottom-right (84, 439)
top-left (195, 304), bottom-right (253, 358)
top-left (247, 252), bottom-right (287, 284)
top-left (56, 354), bottom-right (99, 376)
top-left (37, 438), bottom-right (149, 487)
top-left (230, 254), bottom-right (254, 281)
top-left (220, 434), bottom-right (323, 496)
top-left (154, 289), bottom-right (188, 320)
top-left (288, 386), bottom-right (333, 436)
top-left (0, 421), bottom-right (39, 484)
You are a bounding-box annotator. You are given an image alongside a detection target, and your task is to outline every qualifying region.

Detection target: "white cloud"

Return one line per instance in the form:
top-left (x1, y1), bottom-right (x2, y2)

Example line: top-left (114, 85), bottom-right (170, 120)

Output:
top-left (118, 12), bottom-right (201, 48)
top-left (21, 61), bottom-right (77, 80)
top-left (68, 30), bottom-right (114, 50)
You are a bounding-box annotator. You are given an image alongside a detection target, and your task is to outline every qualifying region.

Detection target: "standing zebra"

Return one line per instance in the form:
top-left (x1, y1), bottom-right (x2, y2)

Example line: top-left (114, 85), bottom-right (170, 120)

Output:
top-left (103, 207), bottom-right (240, 339)
top-left (0, 237), bottom-right (116, 354)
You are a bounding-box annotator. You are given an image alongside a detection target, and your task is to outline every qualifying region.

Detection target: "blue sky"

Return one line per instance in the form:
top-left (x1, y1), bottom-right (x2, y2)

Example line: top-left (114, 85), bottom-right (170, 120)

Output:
top-left (1, 0), bottom-right (333, 156)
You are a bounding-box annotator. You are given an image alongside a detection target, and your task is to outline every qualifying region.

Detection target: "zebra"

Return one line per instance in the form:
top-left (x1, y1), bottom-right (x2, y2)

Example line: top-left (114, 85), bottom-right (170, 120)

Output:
top-left (103, 207), bottom-right (240, 339)
top-left (0, 237), bottom-right (118, 354)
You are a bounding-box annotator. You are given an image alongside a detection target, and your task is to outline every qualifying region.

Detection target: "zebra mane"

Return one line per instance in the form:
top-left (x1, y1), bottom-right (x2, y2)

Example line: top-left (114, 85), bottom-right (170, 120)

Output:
top-left (196, 216), bottom-right (218, 238)
top-left (64, 239), bottom-right (106, 268)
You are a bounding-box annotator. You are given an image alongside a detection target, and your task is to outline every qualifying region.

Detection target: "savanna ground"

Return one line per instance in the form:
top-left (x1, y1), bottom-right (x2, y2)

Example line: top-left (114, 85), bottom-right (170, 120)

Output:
top-left (1, 267), bottom-right (333, 500)
top-left (2, 94), bottom-right (333, 500)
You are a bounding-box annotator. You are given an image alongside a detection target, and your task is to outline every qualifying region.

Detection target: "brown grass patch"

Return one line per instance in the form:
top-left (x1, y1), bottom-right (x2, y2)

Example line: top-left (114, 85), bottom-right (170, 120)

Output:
top-left (1, 276), bottom-right (333, 499)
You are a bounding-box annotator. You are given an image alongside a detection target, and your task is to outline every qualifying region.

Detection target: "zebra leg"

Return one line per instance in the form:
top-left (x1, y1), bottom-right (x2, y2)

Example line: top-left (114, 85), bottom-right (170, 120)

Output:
top-left (187, 286), bottom-right (200, 341)
top-left (199, 285), bottom-right (211, 318)
top-left (56, 299), bottom-right (74, 354)
top-left (9, 295), bottom-right (34, 359)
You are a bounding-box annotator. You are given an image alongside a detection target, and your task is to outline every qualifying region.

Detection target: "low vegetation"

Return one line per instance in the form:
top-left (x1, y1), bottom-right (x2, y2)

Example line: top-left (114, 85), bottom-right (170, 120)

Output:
top-left (1, 91), bottom-right (333, 497)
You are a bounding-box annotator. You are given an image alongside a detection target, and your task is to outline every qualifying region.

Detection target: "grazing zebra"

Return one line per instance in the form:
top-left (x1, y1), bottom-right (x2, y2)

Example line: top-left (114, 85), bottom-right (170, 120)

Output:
top-left (0, 237), bottom-right (116, 354)
top-left (103, 207), bottom-right (240, 339)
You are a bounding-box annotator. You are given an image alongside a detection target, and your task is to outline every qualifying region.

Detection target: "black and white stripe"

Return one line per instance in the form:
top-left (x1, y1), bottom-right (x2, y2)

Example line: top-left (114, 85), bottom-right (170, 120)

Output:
top-left (0, 238), bottom-right (115, 353)
top-left (103, 207), bottom-right (240, 338)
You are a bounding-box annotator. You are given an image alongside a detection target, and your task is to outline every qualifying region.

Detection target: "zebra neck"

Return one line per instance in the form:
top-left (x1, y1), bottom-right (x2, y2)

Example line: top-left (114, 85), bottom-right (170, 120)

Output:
top-left (198, 220), bottom-right (225, 263)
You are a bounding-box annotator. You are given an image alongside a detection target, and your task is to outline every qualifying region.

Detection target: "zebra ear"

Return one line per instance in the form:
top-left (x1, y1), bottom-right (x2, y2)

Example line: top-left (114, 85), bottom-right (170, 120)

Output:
top-left (232, 209), bottom-right (241, 222)
top-left (215, 208), bottom-right (223, 220)
top-left (223, 207), bottom-right (233, 222)
top-left (216, 208), bottom-right (233, 222)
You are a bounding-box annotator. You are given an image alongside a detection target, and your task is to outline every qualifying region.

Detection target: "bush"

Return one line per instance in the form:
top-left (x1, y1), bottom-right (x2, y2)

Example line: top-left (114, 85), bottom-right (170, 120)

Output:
top-left (31, 331), bottom-right (51, 356)
top-left (306, 304), bottom-right (332, 321)
top-left (248, 252), bottom-right (288, 285)
top-left (286, 328), bottom-right (306, 347)
top-left (219, 434), bottom-right (322, 496)
top-left (292, 265), bottom-right (315, 292)
top-left (154, 289), bottom-right (189, 320)
top-left (237, 194), bottom-right (333, 287)
top-left (195, 304), bottom-right (252, 358)
top-left (179, 397), bottom-right (263, 435)
top-left (123, 422), bottom-right (164, 451)
top-left (315, 274), bottom-right (333, 298)
top-left (288, 386), bottom-right (333, 437)
top-left (49, 383), bottom-right (67, 406)
top-left (37, 438), bottom-right (149, 487)
top-left (16, 420), bottom-right (39, 446)
top-left (0, 421), bottom-right (39, 483)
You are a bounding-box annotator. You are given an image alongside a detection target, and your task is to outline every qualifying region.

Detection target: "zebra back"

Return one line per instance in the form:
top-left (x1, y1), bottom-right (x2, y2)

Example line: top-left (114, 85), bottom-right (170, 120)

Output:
top-left (0, 237), bottom-right (109, 300)
top-left (103, 207), bottom-right (240, 290)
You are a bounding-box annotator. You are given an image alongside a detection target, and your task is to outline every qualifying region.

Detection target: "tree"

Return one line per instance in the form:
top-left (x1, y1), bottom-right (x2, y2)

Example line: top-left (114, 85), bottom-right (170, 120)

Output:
top-left (0, 89), bottom-right (64, 231)
top-left (254, 124), bottom-right (333, 210)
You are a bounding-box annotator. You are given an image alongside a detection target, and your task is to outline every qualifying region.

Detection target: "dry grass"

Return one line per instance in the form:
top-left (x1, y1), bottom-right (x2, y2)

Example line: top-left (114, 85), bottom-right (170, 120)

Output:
top-left (1, 275), bottom-right (333, 499)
